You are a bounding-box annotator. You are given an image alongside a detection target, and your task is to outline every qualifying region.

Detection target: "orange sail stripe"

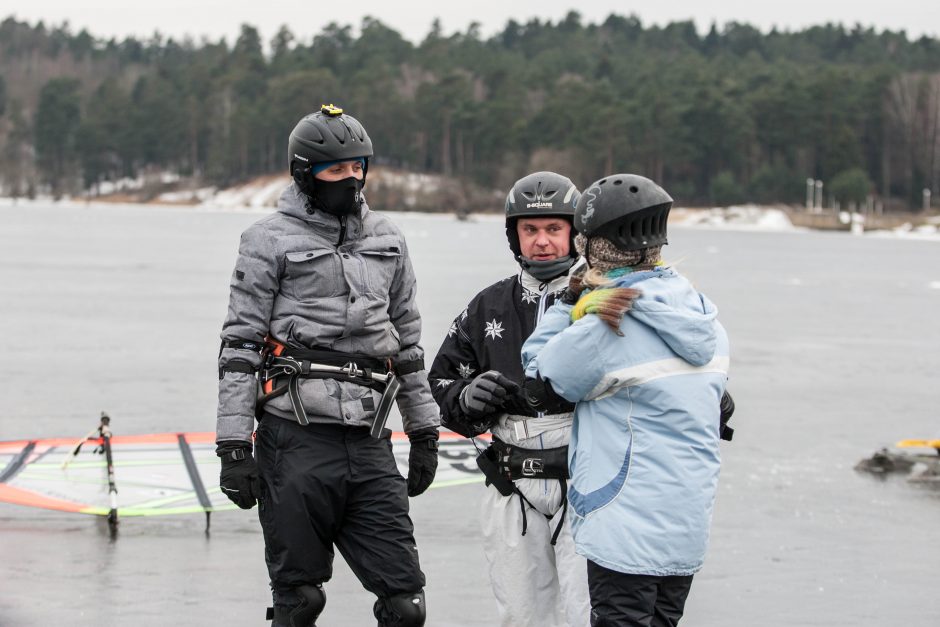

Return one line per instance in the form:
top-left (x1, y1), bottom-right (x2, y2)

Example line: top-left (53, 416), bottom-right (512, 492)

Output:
top-left (0, 438), bottom-right (90, 450)
top-left (107, 432), bottom-right (217, 445)
top-left (0, 431), bottom-right (474, 456)
top-left (0, 483), bottom-right (88, 513)
top-left (0, 432), bottom-right (218, 453)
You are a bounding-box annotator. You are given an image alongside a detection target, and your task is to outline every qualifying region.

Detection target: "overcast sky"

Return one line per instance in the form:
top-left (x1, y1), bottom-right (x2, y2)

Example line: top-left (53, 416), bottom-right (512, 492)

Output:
top-left (4, 0), bottom-right (939, 45)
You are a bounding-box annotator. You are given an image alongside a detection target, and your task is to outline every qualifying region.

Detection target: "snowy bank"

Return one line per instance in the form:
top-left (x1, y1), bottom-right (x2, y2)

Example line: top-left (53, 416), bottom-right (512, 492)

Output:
top-left (670, 205), bottom-right (797, 232)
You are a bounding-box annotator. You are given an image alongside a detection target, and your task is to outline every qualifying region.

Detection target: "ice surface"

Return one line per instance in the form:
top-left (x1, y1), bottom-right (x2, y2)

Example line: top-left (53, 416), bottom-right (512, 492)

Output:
top-left (1, 204), bottom-right (939, 626)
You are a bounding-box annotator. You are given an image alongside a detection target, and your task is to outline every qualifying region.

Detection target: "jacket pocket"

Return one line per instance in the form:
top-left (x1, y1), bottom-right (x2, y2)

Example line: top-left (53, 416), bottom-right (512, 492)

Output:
top-left (568, 416), bottom-right (633, 518)
top-left (284, 249), bottom-right (345, 300)
top-left (337, 383), bottom-right (384, 425)
top-left (360, 247), bottom-right (401, 296)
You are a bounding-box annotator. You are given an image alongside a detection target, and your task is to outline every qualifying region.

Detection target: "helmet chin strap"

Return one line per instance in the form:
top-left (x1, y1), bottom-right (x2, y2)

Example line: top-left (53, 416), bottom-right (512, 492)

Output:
top-left (518, 255), bottom-right (576, 281)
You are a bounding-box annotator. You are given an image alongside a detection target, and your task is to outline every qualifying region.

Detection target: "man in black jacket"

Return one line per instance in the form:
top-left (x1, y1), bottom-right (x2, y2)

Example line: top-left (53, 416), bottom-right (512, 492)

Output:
top-left (429, 172), bottom-right (590, 627)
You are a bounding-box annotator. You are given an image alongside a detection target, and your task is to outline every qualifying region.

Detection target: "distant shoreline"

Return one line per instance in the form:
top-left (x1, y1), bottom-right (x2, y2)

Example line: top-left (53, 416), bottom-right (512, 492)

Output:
top-left (3, 196), bottom-right (938, 241)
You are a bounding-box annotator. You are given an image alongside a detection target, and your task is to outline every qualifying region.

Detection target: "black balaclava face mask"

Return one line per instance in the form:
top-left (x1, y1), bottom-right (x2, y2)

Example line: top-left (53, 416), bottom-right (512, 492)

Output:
top-left (311, 176), bottom-right (364, 217)
top-left (518, 255), bottom-right (577, 282)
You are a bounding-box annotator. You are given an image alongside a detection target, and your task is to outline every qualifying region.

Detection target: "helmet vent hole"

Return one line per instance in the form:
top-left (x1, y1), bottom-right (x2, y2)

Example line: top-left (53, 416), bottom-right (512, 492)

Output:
top-left (629, 185), bottom-right (639, 193)
top-left (613, 179), bottom-right (623, 185)
top-left (521, 191), bottom-right (535, 200)
top-left (543, 190), bottom-right (558, 199)
top-left (599, 179), bottom-right (607, 185)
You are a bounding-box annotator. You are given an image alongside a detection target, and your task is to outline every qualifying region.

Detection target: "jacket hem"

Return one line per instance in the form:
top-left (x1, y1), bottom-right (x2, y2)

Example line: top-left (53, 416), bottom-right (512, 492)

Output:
top-left (578, 550), bottom-right (702, 577)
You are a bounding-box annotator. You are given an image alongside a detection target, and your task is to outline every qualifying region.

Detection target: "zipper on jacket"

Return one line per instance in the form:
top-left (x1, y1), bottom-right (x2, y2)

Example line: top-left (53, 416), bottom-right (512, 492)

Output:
top-left (534, 281), bottom-right (551, 421)
top-left (536, 281), bottom-right (550, 324)
top-left (337, 215), bottom-right (347, 246)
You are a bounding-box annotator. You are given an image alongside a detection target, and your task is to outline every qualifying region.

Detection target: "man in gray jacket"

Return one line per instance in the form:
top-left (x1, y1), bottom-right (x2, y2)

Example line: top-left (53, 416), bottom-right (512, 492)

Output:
top-left (216, 104), bottom-right (440, 627)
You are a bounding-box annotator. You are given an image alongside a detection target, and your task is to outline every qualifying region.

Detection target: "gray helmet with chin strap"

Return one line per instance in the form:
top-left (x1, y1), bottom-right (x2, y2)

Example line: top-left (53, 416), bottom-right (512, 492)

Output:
top-left (505, 171), bottom-right (581, 281)
top-left (575, 174), bottom-right (672, 251)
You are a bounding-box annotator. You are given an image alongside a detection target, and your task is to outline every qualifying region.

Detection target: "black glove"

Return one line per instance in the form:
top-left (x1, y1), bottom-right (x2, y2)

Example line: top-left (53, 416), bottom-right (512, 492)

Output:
top-left (459, 370), bottom-right (520, 418)
top-left (719, 391), bottom-right (735, 441)
top-left (217, 440), bottom-right (261, 509)
top-left (524, 374), bottom-right (569, 413)
top-left (501, 384), bottom-right (537, 416)
top-left (406, 428), bottom-right (439, 497)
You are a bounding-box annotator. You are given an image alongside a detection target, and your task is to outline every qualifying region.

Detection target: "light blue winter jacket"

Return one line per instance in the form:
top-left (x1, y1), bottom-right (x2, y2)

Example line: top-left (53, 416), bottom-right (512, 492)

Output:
top-left (522, 267), bottom-right (729, 576)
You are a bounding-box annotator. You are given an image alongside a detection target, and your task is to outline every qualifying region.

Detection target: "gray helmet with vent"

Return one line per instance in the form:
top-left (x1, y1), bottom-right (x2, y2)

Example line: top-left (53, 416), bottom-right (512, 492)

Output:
top-left (574, 174), bottom-right (672, 251)
top-left (505, 171), bottom-right (580, 262)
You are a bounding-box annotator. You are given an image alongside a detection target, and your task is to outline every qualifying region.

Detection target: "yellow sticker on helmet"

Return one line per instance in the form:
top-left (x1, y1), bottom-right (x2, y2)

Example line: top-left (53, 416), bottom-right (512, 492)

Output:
top-left (320, 104), bottom-right (343, 117)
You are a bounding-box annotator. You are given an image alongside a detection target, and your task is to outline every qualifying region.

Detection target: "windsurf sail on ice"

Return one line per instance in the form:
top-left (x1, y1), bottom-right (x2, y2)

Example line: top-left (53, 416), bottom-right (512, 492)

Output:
top-left (0, 414), bottom-right (486, 528)
top-left (0, 414), bottom-right (235, 530)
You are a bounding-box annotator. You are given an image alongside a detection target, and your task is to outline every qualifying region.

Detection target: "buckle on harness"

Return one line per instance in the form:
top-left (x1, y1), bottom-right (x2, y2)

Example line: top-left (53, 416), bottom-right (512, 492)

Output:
top-left (342, 361), bottom-right (365, 378)
top-left (521, 458), bottom-right (544, 477)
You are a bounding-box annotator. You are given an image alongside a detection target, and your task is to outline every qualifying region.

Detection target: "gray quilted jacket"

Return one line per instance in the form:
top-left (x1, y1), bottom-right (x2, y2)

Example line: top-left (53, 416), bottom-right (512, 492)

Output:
top-left (216, 183), bottom-right (439, 442)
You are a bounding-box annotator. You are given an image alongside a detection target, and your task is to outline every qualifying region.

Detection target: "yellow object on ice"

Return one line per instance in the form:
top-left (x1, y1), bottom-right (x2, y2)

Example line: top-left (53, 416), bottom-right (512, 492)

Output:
top-left (896, 439), bottom-right (940, 450)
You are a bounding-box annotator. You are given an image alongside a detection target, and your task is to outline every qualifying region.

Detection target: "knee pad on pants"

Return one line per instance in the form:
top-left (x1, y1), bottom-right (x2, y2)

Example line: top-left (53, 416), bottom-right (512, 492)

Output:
top-left (373, 590), bottom-right (426, 627)
top-left (268, 584), bottom-right (326, 627)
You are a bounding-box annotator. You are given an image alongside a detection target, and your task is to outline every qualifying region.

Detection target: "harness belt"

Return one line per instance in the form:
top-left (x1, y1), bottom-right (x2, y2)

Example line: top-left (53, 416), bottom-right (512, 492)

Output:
top-left (477, 439), bottom-right (570, 483)
top-left (475, 439), bottom-right (570, 545)
top-left (220, 338), bottom-right (423, 437)
top-left (263, 346), bottom-right (400, 435)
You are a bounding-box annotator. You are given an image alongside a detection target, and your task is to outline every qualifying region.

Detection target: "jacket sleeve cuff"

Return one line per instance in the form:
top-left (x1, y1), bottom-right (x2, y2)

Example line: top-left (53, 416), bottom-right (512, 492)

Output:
top-left (401, 400), bottom-right (441, 434)
top-left (216, 414), bottom-right (255, 443)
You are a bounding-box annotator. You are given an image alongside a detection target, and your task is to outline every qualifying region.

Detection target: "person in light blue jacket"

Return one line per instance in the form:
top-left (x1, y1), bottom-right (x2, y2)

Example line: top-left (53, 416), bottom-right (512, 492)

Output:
top-left (521, 174), bottom-right (730, 627)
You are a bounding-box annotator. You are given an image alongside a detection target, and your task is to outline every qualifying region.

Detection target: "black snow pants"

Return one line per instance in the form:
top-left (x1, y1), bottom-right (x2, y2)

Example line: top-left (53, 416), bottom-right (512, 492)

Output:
top-left (255, 416), bottom-right (425, 599)
top-left (588, 561), bottom-right (693, 627)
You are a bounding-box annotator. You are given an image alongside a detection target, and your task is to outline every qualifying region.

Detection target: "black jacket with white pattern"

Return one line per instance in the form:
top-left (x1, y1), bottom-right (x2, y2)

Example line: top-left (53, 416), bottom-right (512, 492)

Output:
top-left (429, 270), bottom-right (575, 438)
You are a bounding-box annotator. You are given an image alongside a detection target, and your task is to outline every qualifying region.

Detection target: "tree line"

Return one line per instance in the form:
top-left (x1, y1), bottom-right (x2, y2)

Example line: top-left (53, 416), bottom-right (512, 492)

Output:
top-left (1, 13), bottom-right (939, 210)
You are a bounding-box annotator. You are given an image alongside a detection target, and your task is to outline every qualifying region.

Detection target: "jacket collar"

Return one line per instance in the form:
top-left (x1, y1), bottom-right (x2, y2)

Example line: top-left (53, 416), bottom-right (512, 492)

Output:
top-left (277, 182), bottom-right (369, 241)
top-left (519, 264), bottom-right (577, 294)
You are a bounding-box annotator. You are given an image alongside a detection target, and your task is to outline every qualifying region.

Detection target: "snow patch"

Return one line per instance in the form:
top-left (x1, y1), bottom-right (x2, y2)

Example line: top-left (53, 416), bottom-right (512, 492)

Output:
top-left (95, 176), bottom-right (145, 195)
top-left (865, 223), bottom-right (940, 241)
top-left (201, 176), bottom-right (287, 210)
top-left (671, 205), bottom-right (797, 231)
top-left (370, 169), bottom-right (443, 208)
top-left (157, 187), bottom-right (216, 204)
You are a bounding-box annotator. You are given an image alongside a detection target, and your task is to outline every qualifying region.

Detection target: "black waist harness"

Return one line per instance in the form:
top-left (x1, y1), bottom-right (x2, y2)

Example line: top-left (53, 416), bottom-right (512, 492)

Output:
top-left (221, 339), bottom-right (423, 437)
top-left (477, 439), bottom-right (570, 488)
top-left (476, 438), bottom-right (570, 545)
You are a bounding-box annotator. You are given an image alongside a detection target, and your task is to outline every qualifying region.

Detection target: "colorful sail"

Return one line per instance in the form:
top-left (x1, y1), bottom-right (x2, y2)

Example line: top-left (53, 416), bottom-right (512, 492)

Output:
top-left (0, 431), bottom-right (486, 518)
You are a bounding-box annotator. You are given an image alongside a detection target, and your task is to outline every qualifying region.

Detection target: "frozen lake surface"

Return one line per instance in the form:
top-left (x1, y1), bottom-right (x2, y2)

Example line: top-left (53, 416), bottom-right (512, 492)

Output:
top-left (1, 203), bottom-right (939, 626)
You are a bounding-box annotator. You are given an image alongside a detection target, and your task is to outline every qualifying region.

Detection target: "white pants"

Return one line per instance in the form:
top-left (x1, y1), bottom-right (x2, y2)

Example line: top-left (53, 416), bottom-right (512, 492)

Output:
top-left (480, 423), bottom-right (591, 627)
